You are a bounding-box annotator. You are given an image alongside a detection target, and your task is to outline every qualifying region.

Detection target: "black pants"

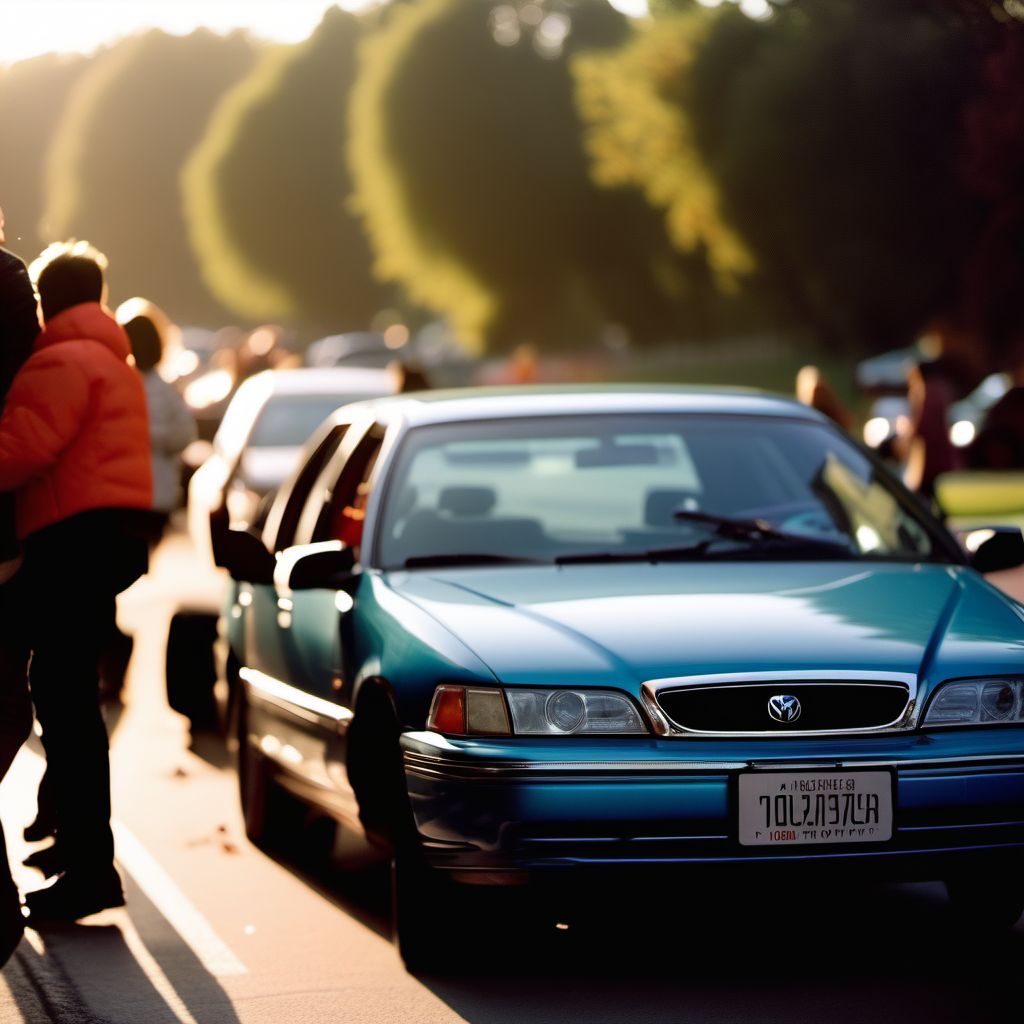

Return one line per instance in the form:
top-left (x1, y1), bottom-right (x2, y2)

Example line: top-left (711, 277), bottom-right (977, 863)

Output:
top-left (0, 631), bottom-right (33, 914)
top-left (2, 514), bottom-right (147, 880)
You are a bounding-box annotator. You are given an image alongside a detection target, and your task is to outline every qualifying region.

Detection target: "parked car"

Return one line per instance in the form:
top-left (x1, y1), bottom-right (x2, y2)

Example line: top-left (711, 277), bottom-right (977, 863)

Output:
top-left (187, 366), bottom-right (394, 562)
top-left (305, 331), bottom-right (399, 369)
top-left (168, 367), bottom-right (393, 729)
top-left (216, 387), bottom-right (1024, 971)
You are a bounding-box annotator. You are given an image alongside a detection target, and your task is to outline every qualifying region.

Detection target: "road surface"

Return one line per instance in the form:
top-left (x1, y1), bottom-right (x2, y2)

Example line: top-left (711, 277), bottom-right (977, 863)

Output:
top-left (0, 525), bottom-right (1020, 1023)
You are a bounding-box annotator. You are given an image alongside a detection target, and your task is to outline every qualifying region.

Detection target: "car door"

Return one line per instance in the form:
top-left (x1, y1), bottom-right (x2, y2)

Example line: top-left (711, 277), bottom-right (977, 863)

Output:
top-left (240, 419), bottom-right (353, 686)
top-left (261, 421), bottom-right (387, 812)
top-left (275, 419), bottom-right (387, 706)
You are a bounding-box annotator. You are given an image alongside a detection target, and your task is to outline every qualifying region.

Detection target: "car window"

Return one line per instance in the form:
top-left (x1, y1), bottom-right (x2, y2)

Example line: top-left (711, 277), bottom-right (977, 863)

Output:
top-left (375, 414), bottom-right (950, 568)
top-left (213, 374), bottom-right (273, 463)
top-left (290, 421), bottom-right (381, 548)
top-left (311, 431), bottom-right (386, 548)
top-left (249, 394), bottom-right (371, 448)
top-left (262, 423), bottom-right (349, 552)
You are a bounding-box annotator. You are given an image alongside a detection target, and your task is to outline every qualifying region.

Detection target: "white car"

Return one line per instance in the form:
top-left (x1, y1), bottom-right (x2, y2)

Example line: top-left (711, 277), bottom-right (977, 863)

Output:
top-left (187, 367), bottom-right (394, 563)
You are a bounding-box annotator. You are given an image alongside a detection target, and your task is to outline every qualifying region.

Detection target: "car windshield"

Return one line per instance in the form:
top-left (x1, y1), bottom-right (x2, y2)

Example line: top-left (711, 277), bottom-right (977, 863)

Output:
top-left (375, 413), bottom-right (952, 569)
top-left (249, 395), bottom-right (372, 448)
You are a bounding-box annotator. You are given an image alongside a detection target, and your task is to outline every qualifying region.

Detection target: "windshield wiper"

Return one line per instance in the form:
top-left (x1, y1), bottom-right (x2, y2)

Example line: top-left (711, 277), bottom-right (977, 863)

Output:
top-left (555, 544), bottom-right (710, 565)
top-left (403, 553), bottom-right (548, 569)
top-left (671, 509), bottom-right (854, 557)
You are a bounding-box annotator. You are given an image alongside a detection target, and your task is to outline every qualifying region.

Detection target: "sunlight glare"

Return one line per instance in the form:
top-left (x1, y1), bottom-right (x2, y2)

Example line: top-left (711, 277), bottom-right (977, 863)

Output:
top-left (0, 1), bottom-right (382, 65)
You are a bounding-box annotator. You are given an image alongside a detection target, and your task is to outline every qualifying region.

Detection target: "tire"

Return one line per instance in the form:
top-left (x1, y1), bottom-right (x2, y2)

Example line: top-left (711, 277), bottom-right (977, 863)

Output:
top-left (165, 610), bottom-right (219, 732)
top-left (221, 649), bottom-right (243, 746)
top-left (237, 689), bottom-right (300, 849)
top-left (945, 875), bottom-right (1024, 932)
top-left (348, 686), bottom-right (482, 972)
top-left (391, 839), bottom-right (474, 974)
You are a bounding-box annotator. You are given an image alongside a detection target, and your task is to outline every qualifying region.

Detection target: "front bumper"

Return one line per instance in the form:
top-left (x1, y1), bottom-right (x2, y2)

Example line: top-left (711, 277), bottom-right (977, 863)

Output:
top-left (401, 730), bottom-right (1024, 880)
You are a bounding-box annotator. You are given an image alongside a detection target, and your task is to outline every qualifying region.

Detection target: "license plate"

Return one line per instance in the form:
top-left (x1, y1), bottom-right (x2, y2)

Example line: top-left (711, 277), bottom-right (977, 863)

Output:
top-left (738, 770), bottom-right (893, 847)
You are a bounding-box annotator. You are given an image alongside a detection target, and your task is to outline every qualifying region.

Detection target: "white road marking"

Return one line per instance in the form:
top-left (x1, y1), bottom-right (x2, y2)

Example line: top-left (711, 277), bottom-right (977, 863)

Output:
top-left (112, 820), bottom-right (248, 978)
top-left (114, 912), bottom-right (203, 1024)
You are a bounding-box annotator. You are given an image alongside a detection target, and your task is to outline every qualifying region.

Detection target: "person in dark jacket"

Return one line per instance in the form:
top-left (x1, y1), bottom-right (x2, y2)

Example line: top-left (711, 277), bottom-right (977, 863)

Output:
top-left (0, 242), bottom-right (152, 924)
top-left (0, 206), bottom-right (40, 964)
top-left (968, 335), bottom-right (1024, 471)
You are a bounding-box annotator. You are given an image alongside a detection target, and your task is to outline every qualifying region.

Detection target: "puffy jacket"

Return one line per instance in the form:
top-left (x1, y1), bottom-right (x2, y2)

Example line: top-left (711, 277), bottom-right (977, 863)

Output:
top-left (0, 302), bottom-right (152, 539)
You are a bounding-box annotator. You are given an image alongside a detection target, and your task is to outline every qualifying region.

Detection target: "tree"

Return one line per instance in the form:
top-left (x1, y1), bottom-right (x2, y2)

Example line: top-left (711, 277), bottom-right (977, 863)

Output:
top-left (349, 0), bottom-right (694, 351)
top-left (184, 8), bottom-right (391, 334)
top-left (42, 29), bottom-right (259, 323)
top-left (0, 53), bottom-right (87, 257)
top-left (577, 0), bottom-right (1001, 355)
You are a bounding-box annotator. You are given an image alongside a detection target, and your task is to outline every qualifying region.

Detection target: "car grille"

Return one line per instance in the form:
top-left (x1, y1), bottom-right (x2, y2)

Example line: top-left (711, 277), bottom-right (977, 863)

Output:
top-left (654, 681), bottom-right (911, 734)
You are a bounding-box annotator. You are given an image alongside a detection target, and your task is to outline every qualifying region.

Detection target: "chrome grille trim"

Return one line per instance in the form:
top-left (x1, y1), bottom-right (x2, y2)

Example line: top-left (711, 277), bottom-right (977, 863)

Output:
top-left (641, 669), bottom-right (919, 738)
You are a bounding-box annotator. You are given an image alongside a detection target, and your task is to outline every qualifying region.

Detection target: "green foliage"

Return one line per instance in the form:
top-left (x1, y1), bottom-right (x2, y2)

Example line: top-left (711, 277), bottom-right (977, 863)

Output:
top-left (577, 0), bottom-right (1000, 355)
top-left (183, 8), bottom-right (390, 333)
top-left (686, 1), bottom-right (981, 353)
top-left (42, 30), bottom-right (259, 323)
top-left (0, 53), bottom-right (87, 257)
top-left (350, 0), bottom-right (693, 351)
top-left (574, 8), bottom-right (754, 287)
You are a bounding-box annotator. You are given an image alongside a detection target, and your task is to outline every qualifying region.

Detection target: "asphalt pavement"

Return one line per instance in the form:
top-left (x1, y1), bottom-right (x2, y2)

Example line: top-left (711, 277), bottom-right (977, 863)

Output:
top-left (0, 525), bottom-right (1021, 1023)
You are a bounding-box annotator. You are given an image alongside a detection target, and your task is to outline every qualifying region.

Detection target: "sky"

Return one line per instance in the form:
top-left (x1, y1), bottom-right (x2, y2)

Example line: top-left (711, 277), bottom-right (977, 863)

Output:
top-left (0, 0), bottom-right (650, 65)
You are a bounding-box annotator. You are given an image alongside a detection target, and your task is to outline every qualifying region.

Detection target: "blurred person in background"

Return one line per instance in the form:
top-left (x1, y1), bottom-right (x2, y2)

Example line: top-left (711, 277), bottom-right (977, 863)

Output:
top-left (234, 324), bottom-right (295, 382)
top-left (795, 364), bottom-right (855, 433)
top-left (968, 320), bottom-right (1024, 471)
top-left (0, 242), bottom-right (151, 923)
top-left (0, 204), bottom-right (40, 964)
top-left (902, 321), bottom-right (985, 498)
top-left (388, 358), bottom-right (432, 393)
top-left (121, 300), bottom-right (197, 540)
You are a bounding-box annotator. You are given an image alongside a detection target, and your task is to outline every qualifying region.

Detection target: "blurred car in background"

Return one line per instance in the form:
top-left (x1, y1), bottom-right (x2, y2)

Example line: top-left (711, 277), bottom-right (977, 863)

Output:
top-left (168, 367), bottom-right (393, 730)
top-left (187, 366), bottom-right (394, 561)
top-left (305, 331), bottom-right (401, 369)
top-left (305, 323), bottom-right (478, 387)
top-left (856, 347), bottom-right (1009, 454)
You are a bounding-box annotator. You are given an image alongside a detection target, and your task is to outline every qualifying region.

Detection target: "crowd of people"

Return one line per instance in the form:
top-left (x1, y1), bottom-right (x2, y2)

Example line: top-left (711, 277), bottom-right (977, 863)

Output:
top-left (0, 208), bottom-right (195, 966)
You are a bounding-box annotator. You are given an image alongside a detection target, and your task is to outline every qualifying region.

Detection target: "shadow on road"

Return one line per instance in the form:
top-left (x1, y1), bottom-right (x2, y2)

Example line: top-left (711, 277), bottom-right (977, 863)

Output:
top-left (418, 881), bottom-right (1022, 1024)
top-left (264, 815), bottom-right (1023, 1024)
top-left (262, 817), bottom-right (391, 942)
top-left (9, 870), bottom-right (242, 1024)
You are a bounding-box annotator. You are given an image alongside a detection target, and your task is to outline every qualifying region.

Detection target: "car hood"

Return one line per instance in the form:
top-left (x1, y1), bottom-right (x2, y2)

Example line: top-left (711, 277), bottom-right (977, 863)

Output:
top-left (385, 562), bottom-right (1024, 687)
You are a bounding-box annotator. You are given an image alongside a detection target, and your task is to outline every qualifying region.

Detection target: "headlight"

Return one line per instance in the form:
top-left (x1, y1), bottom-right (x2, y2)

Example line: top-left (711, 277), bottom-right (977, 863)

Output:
top-left (505, 689), bottom-right (647, 735)
top-left (426, 685), bottom-right (648, 736)
top-left (923, 679), bottom-right (1024, 726)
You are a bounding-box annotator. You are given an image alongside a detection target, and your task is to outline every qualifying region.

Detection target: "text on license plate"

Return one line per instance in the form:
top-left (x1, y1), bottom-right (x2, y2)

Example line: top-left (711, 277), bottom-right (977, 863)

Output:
top-left (738, 770), bottom-right (893, 847)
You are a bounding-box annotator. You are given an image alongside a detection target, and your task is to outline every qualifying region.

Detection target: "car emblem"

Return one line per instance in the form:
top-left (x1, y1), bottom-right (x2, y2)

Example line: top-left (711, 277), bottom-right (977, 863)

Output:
top-left (768, 694), bottom-right (802, 724)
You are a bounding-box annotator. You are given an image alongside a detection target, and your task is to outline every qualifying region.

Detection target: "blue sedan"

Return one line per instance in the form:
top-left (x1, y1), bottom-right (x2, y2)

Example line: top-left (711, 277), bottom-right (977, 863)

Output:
top-left (216, 387), bottom-right (1024, 970)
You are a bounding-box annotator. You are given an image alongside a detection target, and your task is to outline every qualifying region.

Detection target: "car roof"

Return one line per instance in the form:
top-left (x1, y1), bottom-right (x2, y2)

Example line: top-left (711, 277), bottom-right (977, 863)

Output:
top-left (326, 384), bottom-right (825, 428)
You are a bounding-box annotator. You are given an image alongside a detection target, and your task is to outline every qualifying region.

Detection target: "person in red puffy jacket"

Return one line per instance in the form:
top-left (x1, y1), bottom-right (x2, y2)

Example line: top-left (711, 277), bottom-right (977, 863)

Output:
top-left (0, 242), bottom-right (152, 923)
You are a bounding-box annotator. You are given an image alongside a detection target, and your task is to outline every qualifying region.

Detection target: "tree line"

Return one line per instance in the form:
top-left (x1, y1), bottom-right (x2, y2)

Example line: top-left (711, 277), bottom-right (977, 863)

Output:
top-left (0, 0), bottom-right (1020, 361)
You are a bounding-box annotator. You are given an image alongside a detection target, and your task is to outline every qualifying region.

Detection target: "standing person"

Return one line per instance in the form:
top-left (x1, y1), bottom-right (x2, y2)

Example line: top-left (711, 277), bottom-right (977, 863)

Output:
top-left (968, 333), bottom-right (1024, 470)
top-left (0, 241), bottom-right (152, 922)
top-left (120, 301), bottom-right (197, 540)
top-left (0, 206), bottom-right (40, 963)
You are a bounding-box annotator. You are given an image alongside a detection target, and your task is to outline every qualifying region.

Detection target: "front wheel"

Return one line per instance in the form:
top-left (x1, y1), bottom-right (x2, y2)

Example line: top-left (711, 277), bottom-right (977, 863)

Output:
top-left (391, 841), bottom-right (479, 974)
top-left (945, 875), bottom-right (1024, 932)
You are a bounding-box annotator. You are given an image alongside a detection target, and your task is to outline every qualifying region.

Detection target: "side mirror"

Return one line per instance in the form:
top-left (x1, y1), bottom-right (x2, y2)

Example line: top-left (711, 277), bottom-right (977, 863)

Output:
top-left (962, 526), bottom-right (1024, 574)
top-left (276, 541), bottom-right (357, 591)
top-left (214, 526), bottom-right (276, 584)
